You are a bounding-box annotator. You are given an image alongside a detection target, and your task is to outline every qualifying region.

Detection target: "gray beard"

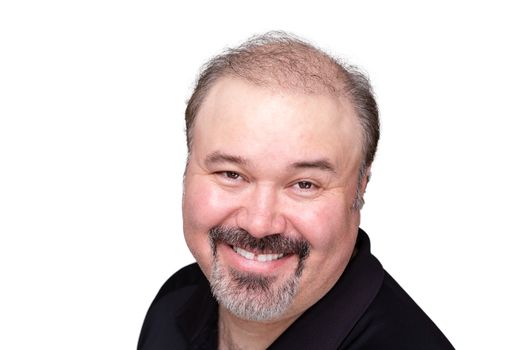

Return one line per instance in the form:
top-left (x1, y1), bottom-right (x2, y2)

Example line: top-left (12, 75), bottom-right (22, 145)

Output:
top-left (209, 253), bottom-right (304, 321)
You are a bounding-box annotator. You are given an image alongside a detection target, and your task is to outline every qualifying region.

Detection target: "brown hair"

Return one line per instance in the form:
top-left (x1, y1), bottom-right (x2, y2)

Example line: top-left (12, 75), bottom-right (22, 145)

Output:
top-left (184, 31), bottom-right (380, 168)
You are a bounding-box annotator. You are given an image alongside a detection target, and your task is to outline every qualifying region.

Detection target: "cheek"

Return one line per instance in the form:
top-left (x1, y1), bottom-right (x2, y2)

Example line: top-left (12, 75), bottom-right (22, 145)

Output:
top-left (285, 196), bottom-right (358, 268)
top-left (182, 178), bottom-right (239, 273)
top-left (183, 180), bottom-right (228, 230)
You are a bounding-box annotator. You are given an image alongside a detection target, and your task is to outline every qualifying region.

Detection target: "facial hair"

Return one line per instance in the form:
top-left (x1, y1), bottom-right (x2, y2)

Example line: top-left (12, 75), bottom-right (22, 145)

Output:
top-left (208, 226), bottom-right (310, 321)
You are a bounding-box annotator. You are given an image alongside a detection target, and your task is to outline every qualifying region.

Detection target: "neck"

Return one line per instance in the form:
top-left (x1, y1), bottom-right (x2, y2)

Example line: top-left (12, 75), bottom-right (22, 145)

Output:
top-left (217, 306), bottom-right (299, 350)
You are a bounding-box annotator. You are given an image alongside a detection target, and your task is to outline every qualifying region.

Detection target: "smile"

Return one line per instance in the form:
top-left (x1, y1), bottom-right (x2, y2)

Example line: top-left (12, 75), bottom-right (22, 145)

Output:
top-left (233, 246), bottom-right (285, 262)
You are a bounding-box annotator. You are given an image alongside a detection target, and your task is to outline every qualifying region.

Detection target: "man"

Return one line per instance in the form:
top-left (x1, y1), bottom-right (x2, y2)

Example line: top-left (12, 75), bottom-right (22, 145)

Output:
top-left (138, 32), bottom-right (454, 349)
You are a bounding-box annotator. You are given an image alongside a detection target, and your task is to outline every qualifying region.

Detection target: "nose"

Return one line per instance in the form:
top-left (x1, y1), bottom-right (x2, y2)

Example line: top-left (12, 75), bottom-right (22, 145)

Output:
top-left (235, 184), bottom-right (286, 238)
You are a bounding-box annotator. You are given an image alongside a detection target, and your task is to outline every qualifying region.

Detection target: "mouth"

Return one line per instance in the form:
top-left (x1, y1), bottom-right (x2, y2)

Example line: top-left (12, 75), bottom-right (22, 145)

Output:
top-left (209, 226), bottom-right (310, 275)
top-left (232, 246), bottom-right (285, 262)
top-left (218, 243), bottom-right (295, 275)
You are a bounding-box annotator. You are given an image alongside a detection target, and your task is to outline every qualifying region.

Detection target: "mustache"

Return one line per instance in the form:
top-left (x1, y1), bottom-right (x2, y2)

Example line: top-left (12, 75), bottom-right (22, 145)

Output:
top-left (209, 226), bottom-right (310, 259)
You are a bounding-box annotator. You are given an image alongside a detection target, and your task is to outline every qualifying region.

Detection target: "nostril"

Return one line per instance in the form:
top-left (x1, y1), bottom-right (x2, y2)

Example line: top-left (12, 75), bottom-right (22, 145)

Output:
top-left (234, 193), bottom-right (286, 238)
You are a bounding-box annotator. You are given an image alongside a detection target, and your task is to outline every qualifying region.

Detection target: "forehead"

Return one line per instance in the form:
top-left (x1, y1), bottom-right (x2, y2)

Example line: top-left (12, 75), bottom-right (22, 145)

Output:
top-left (192, 77), bottom-right (362, 167)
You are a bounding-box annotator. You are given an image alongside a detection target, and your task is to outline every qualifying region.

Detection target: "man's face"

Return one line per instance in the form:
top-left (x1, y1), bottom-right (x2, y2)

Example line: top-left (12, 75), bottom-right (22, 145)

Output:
top-left (183, 77), bottom-right (364, 322)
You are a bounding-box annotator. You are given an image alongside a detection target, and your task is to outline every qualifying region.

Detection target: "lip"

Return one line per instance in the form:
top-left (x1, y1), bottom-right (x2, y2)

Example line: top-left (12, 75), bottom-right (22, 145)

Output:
top-left (217, 242), bottom-right (298, 275)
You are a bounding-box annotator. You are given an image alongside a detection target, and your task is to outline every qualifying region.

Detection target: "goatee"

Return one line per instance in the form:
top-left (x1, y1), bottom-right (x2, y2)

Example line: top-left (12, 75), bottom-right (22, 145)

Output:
top-left (208, 226), bottom-right (310, 321)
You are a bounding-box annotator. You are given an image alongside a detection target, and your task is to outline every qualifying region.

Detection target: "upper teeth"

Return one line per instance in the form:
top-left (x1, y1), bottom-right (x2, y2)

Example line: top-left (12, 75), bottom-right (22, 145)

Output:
top-left (233, 247), bottom-right (284, 262)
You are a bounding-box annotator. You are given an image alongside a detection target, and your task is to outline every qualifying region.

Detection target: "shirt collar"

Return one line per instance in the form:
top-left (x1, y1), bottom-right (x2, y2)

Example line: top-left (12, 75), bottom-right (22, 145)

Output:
top-left (268, 228), bottom-right (384, 349)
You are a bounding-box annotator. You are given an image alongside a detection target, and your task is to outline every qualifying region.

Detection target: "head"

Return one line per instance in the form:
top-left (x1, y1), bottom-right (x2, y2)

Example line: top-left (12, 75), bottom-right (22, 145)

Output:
top-left (182, 32), bottom-right (379, 322)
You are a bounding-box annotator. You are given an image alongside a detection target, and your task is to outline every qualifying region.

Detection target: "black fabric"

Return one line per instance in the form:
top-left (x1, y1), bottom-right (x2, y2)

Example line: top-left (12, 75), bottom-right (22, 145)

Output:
top-left (138, 229), bottom-right (454, 349)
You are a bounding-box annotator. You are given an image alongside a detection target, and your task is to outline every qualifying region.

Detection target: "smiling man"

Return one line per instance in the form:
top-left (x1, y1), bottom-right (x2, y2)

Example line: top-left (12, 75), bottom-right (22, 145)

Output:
top-left (138, 32), bottom-right (454, 349)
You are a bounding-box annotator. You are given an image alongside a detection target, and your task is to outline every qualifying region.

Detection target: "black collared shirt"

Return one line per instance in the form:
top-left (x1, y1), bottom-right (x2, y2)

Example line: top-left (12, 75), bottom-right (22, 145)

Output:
top-left (138, 229), bottom-right (454, 349)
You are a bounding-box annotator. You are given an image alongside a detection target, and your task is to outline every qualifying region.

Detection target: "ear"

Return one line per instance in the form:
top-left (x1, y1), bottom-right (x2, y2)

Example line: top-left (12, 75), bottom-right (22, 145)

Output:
top-left (359, 166), bottom-right (372, 195)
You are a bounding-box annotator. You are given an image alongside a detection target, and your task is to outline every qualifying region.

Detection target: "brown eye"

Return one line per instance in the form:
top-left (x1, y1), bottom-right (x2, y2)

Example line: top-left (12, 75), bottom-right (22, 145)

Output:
top-left (297, 181), bottom-right (313, 189)
top-left (225, 171), bottom-right (240, 179)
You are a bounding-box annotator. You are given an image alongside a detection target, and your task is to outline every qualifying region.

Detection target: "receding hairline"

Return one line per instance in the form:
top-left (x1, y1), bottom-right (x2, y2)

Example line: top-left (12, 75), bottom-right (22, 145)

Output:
top-left (185, 31), bottom-right (380, 169)
top-left (191, 75), bottom-right (365, 156)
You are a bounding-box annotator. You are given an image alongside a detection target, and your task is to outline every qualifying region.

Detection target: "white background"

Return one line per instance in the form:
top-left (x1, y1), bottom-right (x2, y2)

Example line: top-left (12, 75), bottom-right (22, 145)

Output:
top-left (1, 1), bottom-right (524, 349)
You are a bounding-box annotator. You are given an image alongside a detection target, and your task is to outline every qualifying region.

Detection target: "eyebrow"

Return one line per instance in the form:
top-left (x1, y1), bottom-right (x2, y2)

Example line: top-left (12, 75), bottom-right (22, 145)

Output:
top-left (205, 151), bottom-right (250, 167)
top-left (289, 159), bottom-right (336, 173)
top-left (205, 151), bottom-right (335, 173)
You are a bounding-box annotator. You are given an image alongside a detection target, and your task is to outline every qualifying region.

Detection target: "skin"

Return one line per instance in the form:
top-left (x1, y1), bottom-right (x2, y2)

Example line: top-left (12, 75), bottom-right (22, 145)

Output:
top-left (182, 77), bottom-right (368, 349)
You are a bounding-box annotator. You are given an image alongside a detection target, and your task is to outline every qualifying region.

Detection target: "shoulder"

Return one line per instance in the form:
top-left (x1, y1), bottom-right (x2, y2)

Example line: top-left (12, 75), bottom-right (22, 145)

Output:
top-left (152, 263), bottom-right (208, 302)
top-left (137, 263), bottom-right (209, 350)
top-left (343, 271), bottom-right (454, 349)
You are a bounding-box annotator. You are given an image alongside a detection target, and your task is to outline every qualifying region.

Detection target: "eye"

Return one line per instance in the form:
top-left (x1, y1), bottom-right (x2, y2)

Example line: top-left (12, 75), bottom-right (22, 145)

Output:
top-left (297, 181), bottom-right (314, 189)
top-left (224, 171), bottom-right (240, 179)
top-left (290, 180), bottom-right (322, 198)
top-left (215, 171), bottom-right (243, 183)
